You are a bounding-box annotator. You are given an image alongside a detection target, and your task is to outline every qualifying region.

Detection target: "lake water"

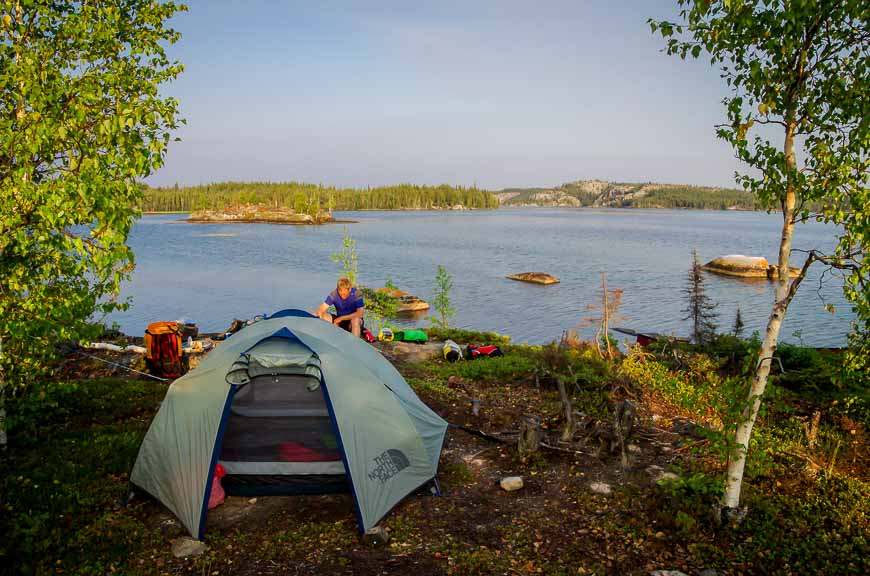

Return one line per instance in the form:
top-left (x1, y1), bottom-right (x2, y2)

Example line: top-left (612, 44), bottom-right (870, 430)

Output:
top-left (109, 209), bottom-right (855, 347)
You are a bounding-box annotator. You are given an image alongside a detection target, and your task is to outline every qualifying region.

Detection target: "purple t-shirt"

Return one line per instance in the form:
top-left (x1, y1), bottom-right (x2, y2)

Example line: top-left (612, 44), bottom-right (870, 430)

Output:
top-left (325, 288), bottom-right (364, 317)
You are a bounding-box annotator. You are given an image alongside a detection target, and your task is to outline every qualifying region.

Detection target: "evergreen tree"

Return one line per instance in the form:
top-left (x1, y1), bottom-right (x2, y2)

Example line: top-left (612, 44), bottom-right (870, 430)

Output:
top-left (733, 306), bottom-right (745, 338)
top-left (683, 249), bottom-right (718, 344)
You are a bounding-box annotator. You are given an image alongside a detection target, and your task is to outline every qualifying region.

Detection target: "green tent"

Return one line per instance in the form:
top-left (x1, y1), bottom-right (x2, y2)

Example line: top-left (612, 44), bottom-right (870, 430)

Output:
top-left (131, 310), bottom-right (447, 539)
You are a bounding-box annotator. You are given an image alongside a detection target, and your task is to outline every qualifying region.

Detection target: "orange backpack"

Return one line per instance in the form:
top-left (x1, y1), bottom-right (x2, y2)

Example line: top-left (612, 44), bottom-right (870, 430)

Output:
top-left (144, 321), bottom-right (187, 379)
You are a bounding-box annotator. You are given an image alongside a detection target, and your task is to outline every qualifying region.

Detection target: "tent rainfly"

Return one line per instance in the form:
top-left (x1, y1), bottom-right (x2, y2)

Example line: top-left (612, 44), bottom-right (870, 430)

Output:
top-left (131, 310), bottom-right (448, 538)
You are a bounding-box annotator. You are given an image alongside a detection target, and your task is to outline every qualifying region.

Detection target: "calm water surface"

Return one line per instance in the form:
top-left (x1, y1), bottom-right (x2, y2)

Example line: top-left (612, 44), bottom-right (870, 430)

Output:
top-left (109, 209), bottom-right (854, 347)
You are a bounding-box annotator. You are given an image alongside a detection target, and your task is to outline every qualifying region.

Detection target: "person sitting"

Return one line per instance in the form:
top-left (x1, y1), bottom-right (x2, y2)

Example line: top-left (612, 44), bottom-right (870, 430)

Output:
top-left (314, 277), bottom-right (365, 337)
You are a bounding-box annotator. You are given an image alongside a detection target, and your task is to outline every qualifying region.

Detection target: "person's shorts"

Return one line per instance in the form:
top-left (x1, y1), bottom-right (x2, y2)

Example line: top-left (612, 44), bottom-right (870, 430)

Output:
top-left (328, 314), bottom-right (362, 332)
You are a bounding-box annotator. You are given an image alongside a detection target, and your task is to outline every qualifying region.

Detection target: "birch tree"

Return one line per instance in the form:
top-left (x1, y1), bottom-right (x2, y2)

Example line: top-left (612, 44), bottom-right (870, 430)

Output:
top-left (0, 1), bottom-right (185, 419)
top-left (651, 1), bottom-right (868, 518)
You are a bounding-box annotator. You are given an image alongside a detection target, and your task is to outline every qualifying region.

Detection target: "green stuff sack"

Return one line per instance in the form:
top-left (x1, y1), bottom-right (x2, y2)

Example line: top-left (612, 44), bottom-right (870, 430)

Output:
top-left (394, 329), bottom-right (428, 343)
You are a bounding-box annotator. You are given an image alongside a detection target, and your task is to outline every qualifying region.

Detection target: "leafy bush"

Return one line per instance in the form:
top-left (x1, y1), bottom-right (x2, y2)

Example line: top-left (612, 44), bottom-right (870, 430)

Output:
top-left (732, 474), bottom-right (870, 574)
top-left (425, 327), bottom-right (510, 346)
top-left (0, 378), bottom-right (167, 574)
top-left (428, 353), bottom-right (537, 385)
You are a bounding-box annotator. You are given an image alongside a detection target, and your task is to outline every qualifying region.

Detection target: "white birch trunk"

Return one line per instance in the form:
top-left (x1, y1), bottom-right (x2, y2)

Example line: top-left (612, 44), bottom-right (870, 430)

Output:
top-left (722, 117), bottom-right (800, 511)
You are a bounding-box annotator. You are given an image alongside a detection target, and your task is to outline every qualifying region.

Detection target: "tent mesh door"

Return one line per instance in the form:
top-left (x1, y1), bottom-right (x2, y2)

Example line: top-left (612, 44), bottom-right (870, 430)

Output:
top-left (220, 373), bottom-right (343, 466)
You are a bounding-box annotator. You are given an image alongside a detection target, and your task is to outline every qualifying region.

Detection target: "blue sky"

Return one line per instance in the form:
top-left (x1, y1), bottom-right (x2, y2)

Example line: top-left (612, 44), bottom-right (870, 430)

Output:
top-left (150, 1), bottom-right (744, 190)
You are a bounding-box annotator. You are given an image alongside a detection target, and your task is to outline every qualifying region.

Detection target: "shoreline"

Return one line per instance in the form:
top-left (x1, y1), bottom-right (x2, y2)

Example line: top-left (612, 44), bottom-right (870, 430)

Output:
top-left (144, 205), bottom-right (761, 216)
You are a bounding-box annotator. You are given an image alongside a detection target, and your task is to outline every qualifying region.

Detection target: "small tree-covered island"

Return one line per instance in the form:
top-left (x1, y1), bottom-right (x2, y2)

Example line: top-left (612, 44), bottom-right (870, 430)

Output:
top-left (2, 2), bottom-right (867, 576)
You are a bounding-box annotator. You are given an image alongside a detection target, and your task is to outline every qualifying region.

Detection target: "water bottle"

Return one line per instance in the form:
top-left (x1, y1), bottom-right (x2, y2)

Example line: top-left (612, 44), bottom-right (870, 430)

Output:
top-left (187, 336), bottom-right (192, 349)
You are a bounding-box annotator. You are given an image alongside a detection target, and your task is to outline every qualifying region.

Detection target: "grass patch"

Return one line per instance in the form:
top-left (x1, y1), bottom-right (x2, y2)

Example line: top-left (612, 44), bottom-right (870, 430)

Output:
top-left (0, 378), bottom-right (167, 575)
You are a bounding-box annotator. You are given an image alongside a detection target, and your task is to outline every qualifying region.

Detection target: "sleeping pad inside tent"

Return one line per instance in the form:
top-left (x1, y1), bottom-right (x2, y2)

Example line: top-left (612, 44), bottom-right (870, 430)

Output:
top-left (130, 311), bottom-right (448, 539)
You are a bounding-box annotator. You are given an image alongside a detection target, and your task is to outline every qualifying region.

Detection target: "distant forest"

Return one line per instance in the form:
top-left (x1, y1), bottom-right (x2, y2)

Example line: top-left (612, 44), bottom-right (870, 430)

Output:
top-left (141, 182), bottom-right (500, 213)
top-left (626, 186), bottom-right (756, 210)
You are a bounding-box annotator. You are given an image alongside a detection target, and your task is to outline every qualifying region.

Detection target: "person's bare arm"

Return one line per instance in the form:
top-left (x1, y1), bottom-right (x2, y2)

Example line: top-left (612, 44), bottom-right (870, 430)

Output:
top-left (314, 302), bottom-right (330, 319)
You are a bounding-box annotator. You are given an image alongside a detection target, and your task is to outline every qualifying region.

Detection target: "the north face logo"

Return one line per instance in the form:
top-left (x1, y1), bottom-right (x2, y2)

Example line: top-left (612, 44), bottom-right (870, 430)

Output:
top-left (367, 449), bottom-right (410, 484)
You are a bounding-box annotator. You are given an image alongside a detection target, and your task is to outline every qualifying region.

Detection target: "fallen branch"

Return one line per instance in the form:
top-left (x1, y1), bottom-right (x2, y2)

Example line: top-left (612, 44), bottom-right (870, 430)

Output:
top-left (673, 439), bottom-right (709, 452)
top-left (86, 342), bottom-right (147, 354)
top-left (540, 441), bottom-right (594, 456)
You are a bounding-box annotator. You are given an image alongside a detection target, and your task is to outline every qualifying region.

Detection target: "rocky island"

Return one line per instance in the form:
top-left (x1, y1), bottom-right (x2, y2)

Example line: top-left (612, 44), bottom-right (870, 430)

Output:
top-left (186, 205), bottom-right (337, 225)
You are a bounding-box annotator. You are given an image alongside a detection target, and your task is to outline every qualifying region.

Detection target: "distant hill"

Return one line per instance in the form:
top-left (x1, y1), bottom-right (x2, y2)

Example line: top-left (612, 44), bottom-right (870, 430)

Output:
top-left (494, 180), bottom-right (756, 210)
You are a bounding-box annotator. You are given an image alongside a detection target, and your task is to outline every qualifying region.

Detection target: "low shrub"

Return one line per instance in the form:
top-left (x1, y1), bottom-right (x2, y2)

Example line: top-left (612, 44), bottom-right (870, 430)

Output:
top-left (426, 327), bottom-right (510, 346)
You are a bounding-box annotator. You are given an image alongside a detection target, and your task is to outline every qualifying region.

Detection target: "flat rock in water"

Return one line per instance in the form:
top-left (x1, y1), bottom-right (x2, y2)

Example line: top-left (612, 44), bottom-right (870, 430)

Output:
top-left (702, 254), bottom-right (800, 279)
top-left (506, 272), bottom-right (560, 285)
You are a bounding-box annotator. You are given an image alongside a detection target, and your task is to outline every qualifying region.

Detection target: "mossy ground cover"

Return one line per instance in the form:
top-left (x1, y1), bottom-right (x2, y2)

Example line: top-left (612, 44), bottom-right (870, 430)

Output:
top-left (1, 336), bottom-right (867, 575)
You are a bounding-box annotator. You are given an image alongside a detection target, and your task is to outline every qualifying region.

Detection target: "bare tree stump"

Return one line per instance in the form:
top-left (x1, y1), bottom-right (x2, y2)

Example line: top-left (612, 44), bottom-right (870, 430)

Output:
top-left (612, 400), bottom-right (636, 467)
top-left (518, 415), bottom-right (542, 456)
top-left (556, 376), bottom-right (574, 443)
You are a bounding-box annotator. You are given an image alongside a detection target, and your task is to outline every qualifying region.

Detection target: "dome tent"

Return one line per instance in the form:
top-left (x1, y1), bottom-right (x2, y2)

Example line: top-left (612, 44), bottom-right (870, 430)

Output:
top-left (131, 310), bottom-right (447, 539)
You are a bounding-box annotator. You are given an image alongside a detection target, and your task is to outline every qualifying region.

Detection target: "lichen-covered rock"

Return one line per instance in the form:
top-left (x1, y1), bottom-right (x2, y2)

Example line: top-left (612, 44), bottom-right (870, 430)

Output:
top-left (373, 287), bottom-right (430, 312)
top-left (702, 255), bottom-right (800, 279)
top-left (500, 476), bottom-right (524, 491)
top-left (171, 537), bottom-right (207, 558)
top-left (589, 481), bottom-right (612, 495)
top-left (363, 526), bottom-right (391, 546)
top-left (506, 272), bottom-right (560, 285)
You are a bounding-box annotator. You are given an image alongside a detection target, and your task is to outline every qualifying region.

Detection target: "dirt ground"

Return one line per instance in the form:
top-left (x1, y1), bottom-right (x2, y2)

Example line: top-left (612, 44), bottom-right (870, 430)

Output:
top-left (117, 358), bottom-right (704, 575)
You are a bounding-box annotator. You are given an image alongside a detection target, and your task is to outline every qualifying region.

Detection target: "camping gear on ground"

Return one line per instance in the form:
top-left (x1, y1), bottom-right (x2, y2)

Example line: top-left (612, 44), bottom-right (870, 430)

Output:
top-left (362, 328), bottom-right (376, 343)
top-left (612, 327), bottom-right (691, 348)
top-left (131, 309), bottom-right (448, 539)
top-left (213, 318), bottom-right (247, 341)
top-left (378, 328), bottom-right (394, 342)
top-left (393, 330), bottom-right (428, 343)
top-left (465, 344), bottom-right (504, 359)
top-left (208, 464), bottom-right (226, 509)
top-left (180, 322), bottom-right (199, 340)
top-left (443, 339), bottom-right (462, 362)
top-left (144, 321), bottom-right (188, 379)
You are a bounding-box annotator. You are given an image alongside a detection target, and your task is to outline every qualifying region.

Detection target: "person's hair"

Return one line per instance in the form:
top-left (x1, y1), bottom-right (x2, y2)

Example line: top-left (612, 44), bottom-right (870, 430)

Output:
top-left (336, 277), bottom-right (352, 291)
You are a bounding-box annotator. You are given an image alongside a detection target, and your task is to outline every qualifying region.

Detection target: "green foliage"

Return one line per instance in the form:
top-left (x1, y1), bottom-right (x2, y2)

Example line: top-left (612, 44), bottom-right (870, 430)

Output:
top-left (536, 342), bottom-right (611, 390)
top-left (652, 0), bottom-right (869, 510)
top-left (428, 265), bottom-right (456, 330)
top-left (0, 378), bottom-right (168, 574)
top-left (620, 347), bottom-right (755, 462)
top-left (426, 327), bottom-right (510, 346)
top-left (427, 352), bottom-right (537, 386)
top-left (142, 181), bottom-right (501, 212)
top-left (733, 474), bottom-right (870, 574)
top-left (0, 1), bottom-right (185, 393)
top-left (732, 306), bottom-right (745, 338)
top-left (358, 286), bottom-right (399, 334)
top-left (330, 227), bottom-right (358, 286)
top-left (440, 461), bottom-right (474, 486)
top-left (658, 471), bottom-right (724, 535)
